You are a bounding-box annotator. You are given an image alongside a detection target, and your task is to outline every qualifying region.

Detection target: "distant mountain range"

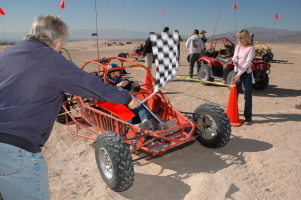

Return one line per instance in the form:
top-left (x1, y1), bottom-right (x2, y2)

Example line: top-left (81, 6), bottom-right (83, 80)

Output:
top-left (1, 26), bottom-right (300, 43)
top-left (210, 26), bottom-right (301, 43)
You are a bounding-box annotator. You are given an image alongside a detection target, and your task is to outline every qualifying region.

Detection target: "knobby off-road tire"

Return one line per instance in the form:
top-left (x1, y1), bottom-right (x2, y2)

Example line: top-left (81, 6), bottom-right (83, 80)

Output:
top-left (262, 54), bottom-right (271, 62)
top-left (193, 103), bottom-right (231, 148)
top-left (94, 132), bottom-right (134, 192)
top-left (118, 52), bottom-right (127, 58)
top-left (198, 65), bottom-right (214, 85)
top-left (226, 70), bottom-right (244, 93)
top-left (252, 73), bottom-right (269, 91)
top-left (226, 70), bottom-right (236, 89)
top-left (187, 54), bottom-right (191, 63)
top-left (270, 53), bottom-right (274, 59)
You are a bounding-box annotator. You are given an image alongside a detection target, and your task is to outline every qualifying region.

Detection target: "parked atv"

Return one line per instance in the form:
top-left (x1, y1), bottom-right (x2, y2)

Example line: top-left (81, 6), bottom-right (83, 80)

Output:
top-left (198, 52), bottom-right (271, 91)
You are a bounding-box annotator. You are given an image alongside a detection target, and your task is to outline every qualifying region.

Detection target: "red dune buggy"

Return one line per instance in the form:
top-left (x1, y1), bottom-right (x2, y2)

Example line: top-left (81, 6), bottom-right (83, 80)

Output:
top-left (60, 57), bottom-right (231, 192)
top-left (186, 37), bottom-right (236, 62)
top-left (118, 43), bottom-right (144, 61)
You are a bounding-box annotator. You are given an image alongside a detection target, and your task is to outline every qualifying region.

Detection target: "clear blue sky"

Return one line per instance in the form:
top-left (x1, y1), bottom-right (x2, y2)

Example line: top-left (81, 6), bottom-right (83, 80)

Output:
top-left (1, 0), bottom-right (300, 37)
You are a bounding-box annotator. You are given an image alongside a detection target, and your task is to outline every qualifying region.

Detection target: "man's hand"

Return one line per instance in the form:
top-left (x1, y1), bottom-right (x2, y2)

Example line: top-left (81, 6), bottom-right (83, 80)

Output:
top-left (128, 96), bottom-right (141, 109)
top-left (117, 80), bottom-right (129, 87)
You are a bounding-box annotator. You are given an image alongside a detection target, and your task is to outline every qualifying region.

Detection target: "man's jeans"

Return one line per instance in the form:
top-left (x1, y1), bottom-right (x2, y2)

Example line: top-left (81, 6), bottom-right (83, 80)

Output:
top-left (236, 72), bottom-right (253, 121)
top-left (0, 142), bottom-right (50, 200)
top-left (189, 53), bottom-right (201, 77)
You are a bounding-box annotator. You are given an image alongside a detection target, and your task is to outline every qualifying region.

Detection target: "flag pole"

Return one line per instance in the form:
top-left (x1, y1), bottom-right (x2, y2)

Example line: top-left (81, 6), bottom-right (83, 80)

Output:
top-left (233, 3), bottom-right (237, 43)
top-left (162, 15), bottom-right (164, 30)
top-left (1, 15), bottom-right (7, 48)
top-left (94, 0), bottom-right (100, 59)
top-left (271, 13), bottom-right (278, 49)
top-left (234, 7), bottom-right (236, 43)
top-left (211, 0), bottom-right (225, 42)
top-left (271, 18), bottom-right (276, 48)
top-left (59, 0), bottom-right (64, 15)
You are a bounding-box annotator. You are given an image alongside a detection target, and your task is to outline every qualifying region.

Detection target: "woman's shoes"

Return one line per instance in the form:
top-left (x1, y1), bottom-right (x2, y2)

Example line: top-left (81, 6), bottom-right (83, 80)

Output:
top-left (244, 120), bottom-right (252, 125)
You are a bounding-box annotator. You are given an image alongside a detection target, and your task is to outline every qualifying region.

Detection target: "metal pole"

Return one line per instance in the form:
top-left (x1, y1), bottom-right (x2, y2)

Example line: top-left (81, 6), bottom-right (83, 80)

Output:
top-left (94, 0), bottom-right (100, 59)
top-left (139, 100), bottom-right (168, 128)
top-left (1, 16), bottom-right (7, 47)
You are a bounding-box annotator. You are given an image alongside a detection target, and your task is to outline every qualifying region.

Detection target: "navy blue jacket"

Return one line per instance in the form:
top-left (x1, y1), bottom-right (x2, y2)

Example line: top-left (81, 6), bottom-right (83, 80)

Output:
top-left (0, 40), bottom-right (131, 152)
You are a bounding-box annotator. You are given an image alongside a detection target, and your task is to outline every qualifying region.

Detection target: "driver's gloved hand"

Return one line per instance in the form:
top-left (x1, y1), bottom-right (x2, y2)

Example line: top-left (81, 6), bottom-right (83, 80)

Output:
top-left (128, 96), bottom-right (141, 109)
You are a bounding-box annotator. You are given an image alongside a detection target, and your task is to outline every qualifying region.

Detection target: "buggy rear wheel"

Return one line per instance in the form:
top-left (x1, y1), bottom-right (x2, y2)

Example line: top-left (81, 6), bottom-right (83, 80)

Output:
top-left (94, 132), bottom-right (134, 192)
top-left (193, 103), bottom-right (231, 148)
top-left (198, 65), bottom-right (214, 85)
top-left (56, 93), bottom-right (71, 124)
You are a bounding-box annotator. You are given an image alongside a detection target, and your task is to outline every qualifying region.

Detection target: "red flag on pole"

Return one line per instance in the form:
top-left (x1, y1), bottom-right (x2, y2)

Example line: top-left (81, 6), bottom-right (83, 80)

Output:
top-left (60, 0), bottom-right (65, 9)
top-left (274, 13), bottom-right (279, 19)
top-left (233, 3), bottom-right (237, 9)
top-left (162, 10), bottom-right (165, 15)
top-left (0, 8), bottom-right (5, 15)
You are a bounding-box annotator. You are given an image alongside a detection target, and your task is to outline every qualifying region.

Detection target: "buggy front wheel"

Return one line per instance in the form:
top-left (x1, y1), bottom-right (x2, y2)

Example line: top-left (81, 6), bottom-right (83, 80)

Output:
top-left (94, 132), bottom-right (134, 192)
top-left (193, 103), bottom-right (231, 148)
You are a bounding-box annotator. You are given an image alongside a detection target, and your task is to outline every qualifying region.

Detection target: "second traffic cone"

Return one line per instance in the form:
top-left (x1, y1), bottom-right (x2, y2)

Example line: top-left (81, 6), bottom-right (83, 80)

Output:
top-left (144, 67), bottom-right (152, 89)
top-left (226, 82), bottom-right (244, 126)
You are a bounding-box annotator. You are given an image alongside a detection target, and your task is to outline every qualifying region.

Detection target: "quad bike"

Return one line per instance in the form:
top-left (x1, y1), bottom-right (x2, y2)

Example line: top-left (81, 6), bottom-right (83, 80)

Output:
top-left (253, 41), bottom-right (273, 62)
top-left (187, 37), bottom-right (271, 91)
top-left (186, 37), bottom-right (235, 62)
top-left (59, 57), bottom-right (231, 192)
top-left (198, 53), bottom-right (271, 91)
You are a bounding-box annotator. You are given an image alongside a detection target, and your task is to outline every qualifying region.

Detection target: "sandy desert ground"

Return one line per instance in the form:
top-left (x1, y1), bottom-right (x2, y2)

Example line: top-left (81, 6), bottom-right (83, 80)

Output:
top-left (2, 39), bottom-right (300, 200)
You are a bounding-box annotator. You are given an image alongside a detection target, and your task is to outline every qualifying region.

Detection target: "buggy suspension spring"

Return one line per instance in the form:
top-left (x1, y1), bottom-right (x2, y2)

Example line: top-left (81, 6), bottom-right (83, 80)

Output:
top-left (130, 139), bottom-right (137, 151)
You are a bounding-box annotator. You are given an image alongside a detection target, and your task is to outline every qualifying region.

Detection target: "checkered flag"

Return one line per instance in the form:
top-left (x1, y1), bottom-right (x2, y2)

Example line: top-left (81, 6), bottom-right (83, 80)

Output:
top-left (151, 32), bottom-right (179, 93)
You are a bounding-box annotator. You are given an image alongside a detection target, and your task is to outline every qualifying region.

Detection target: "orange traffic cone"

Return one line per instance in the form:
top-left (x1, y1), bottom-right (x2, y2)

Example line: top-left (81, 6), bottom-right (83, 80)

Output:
top-left (144, 67), bottom-right (153, 89)
top-left (226, 82), bottom-right (244, 126)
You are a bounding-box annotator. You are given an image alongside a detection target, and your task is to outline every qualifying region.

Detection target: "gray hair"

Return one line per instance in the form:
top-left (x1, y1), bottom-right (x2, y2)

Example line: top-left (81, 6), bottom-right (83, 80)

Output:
top-left (25, 14), bottom-right (70, 47)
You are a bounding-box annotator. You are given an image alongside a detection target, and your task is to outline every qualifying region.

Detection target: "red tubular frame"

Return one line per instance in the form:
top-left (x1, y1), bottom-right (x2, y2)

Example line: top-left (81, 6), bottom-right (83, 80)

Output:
top-left (62, 57), bottom-right (198, 155)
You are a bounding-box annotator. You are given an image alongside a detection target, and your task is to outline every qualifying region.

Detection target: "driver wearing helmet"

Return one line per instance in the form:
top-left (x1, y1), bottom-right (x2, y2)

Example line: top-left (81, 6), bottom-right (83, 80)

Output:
top-left (106, 63), bottom-right (140, 92)
top-left (104, 63), bottom-right (154, 130)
